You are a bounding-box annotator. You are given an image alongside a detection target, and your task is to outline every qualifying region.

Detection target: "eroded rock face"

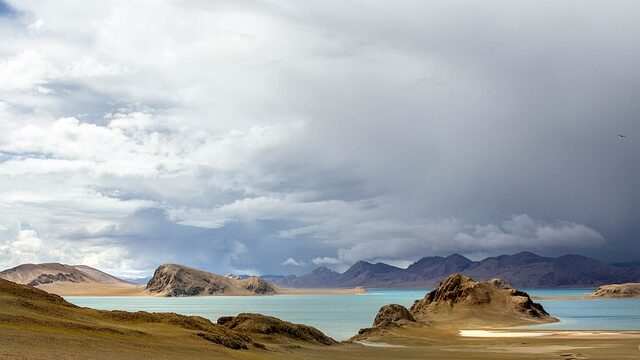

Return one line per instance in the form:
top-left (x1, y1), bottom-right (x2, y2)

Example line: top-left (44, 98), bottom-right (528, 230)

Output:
top-left (244, 278), bottom-right (275, 294)
top-left (410, 274), bottom-right (553, 323)
top-left (372, 304), bottom-right (416, 328)
top-left (592, 283), bottom-right (640, 298)
top-left (488, 278), bottom-right (512, 289)
top-left (27, 272), bottom-right (85, 286)
top-left (217, 313), bottom-right (336, 345)
top-left (146, 264), bottom-right (278, 296)
top-left (412, 274), bottom-right (491, 309)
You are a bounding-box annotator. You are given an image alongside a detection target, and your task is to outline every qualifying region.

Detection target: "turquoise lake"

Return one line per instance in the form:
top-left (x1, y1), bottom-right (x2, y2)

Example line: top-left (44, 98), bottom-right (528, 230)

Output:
top-left (66, 288), bottom-right (640, 341)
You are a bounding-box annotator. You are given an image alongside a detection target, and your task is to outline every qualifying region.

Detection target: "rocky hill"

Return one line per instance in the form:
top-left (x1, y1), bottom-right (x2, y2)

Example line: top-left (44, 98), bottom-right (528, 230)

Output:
top-left (357, 274), bottom-right (555, 338)
top-left (0, 263), bottom-right (130, 285)
top-left (591, 283), bottom-right (640, 298)
top-left (409, 274), bottom-right (554, 325)
top-left (267, 252), bottom-right (640, 288)
top-left (0, 263), bottom-right (139, 295)
top-left (146, 264), bottom-right (279, 296)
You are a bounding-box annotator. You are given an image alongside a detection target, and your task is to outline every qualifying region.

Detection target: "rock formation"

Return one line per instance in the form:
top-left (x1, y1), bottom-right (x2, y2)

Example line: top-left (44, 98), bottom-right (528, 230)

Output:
top-left (356, 274), bottom-right (554, 339)
top-left (409, 274), bottom-right (555, 325)
top-left (591, 283), bottom-right (640, 298)
top-left (146, 264), bottom-right (279, 296)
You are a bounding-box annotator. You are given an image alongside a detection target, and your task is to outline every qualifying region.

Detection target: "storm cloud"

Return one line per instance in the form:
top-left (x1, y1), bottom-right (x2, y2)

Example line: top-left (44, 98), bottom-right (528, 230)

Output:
top-left (0, 0), bottom-right (638, 276)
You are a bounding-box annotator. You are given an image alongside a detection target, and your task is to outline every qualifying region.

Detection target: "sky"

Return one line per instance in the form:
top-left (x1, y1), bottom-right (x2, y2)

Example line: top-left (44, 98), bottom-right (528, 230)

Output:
top-left (0, 1), bottom-right (639, 277)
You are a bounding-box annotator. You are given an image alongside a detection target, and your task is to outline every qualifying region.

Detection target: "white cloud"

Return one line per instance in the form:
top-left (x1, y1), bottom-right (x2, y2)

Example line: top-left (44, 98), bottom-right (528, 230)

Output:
top-left (67, 56), bottom-right (123, 78)
top-left (312, 257), bottom-right (340, 266)
top-left (281, 257), bottom-right (305, 266)
top-left (0, 228), bottom-right (144, 277)
top-left (0, 50), bottom-right (55, 92)
top-left (7, 230), bottom-right (43, 255)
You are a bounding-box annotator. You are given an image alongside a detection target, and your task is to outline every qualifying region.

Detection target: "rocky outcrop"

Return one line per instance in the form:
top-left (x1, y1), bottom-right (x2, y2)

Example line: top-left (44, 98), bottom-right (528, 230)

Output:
top-left (217, 313), bottom-right (336, 345)
top-left (410, 274), bottom-right (554, 325)
top-left (146, 264), bottom-right (279, 296)
top-left (488, 278), bottom-right (511, 289)
top-left (591, 283), bottom-right (640, 298)
top-left (27, 272), bottom-right (86, 286)
top-left (372, 304), bottom-right (416, 328)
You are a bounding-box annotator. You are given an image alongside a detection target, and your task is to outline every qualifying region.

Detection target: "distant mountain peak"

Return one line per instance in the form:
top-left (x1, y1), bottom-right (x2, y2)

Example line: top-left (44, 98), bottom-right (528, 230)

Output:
top-left (343, 261), bottom-right (401, 275)
top-left (445, 253), bottom-right (472, 262)
top-left (310, 266), bottom-right (339, 275)
top-left (265, 251), bottom-right (640, 289)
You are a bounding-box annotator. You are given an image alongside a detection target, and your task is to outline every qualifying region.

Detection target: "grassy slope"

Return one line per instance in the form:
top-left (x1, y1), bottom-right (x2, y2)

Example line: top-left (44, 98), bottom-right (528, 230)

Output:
top-left (0, 278), bottom-right (326, 359)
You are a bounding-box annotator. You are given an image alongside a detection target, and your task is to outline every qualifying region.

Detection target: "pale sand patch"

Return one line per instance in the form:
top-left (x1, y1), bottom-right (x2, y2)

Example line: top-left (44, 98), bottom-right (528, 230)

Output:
top-left (37, 283), bottom-right (149, 296)
top-left (354, 340), bottom-right (407, 348)
top-left (280, 287), bottom-right (368, 295)
top-left (459, 330), bottom-right (550, 337)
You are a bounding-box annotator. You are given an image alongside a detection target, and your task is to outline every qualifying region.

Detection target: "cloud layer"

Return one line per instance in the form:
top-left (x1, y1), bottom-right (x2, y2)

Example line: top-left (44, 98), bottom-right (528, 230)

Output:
top-left (1, 1), bottom-right (639, 275)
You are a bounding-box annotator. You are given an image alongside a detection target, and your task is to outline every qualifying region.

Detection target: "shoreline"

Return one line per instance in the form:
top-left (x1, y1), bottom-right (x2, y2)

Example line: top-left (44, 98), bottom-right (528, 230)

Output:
top-left (43, 283), bottom-right (368, 297)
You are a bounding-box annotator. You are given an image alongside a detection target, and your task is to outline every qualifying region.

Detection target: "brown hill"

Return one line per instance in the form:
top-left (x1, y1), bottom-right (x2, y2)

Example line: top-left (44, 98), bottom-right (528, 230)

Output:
top-left (0, 262), bottom-right (142, 296)
top-left (409, 274), bottom-right (556, 326)
top-left (0, 262), bottom-right (129, 285)
top-left (591, 283), bottom-right (640, 298)
top-left (146, 264), bottom-right (279, 296)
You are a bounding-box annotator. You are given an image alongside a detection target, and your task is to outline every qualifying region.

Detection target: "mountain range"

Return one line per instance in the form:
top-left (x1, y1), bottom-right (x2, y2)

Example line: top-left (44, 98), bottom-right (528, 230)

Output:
top-left (263, 252), bottom-right (640, 288)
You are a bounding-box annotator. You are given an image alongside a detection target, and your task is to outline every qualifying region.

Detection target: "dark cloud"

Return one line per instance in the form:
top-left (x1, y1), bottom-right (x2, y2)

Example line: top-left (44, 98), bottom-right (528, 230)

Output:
top-left (0, 1), bottom-right (639, 276)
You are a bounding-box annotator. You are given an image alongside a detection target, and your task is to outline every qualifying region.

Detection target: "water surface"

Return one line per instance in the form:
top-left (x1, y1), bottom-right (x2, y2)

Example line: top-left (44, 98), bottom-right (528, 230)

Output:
top-left (66, 288), bottom-right (640, 340)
